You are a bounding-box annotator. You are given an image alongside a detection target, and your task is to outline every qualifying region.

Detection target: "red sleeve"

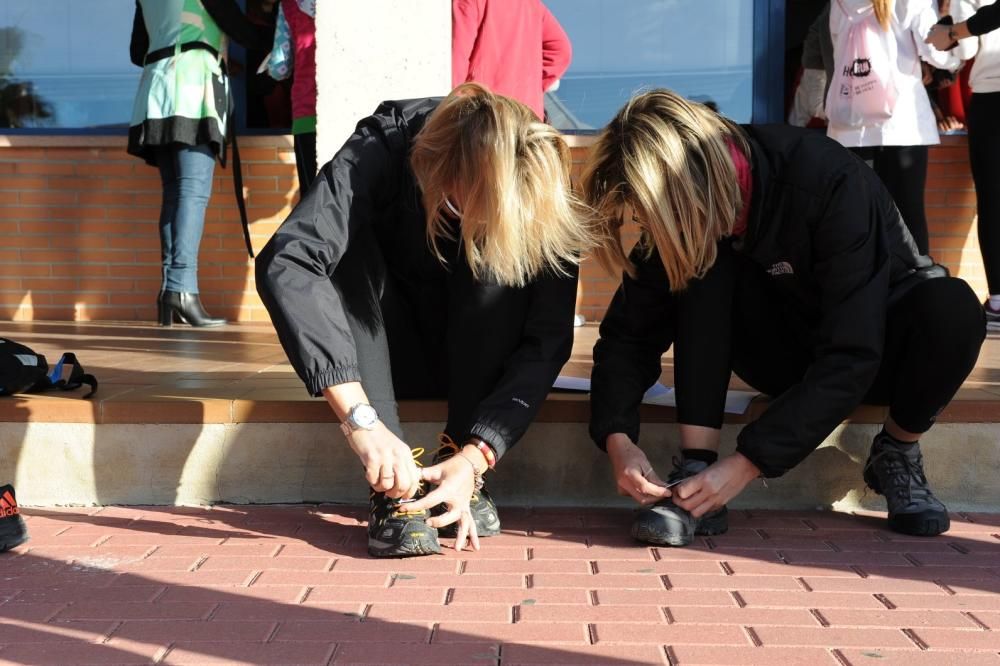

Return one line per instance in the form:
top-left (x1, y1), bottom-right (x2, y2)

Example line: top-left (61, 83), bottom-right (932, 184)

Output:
top-left (452, 0), bottom-right (483, 87)
top-left (540, 4), bottom-right (572, 91)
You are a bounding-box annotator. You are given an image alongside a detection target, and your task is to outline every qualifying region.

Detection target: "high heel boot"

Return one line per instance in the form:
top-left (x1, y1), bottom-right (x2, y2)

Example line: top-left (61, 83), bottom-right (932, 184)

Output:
top-left (157, 290), bottom-right (227, 327)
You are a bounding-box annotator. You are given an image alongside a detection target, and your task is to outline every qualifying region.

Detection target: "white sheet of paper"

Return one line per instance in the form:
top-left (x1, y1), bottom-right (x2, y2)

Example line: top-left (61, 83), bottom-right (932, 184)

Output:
top-left (552, 376), bottom-right (757, 415)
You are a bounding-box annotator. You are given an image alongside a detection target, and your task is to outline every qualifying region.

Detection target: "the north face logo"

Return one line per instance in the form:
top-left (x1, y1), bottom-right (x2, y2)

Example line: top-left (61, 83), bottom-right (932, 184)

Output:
top-left (767, 261), bottom-right (794, 276)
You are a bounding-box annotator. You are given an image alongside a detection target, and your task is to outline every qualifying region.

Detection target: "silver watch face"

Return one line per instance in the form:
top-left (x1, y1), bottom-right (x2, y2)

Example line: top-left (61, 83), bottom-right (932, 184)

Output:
top-left (349, 403), bottom-right (379, 430)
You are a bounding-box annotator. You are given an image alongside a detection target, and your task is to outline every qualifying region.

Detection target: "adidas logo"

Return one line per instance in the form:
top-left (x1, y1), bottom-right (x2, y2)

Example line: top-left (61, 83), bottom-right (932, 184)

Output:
top-left (0, 490), bottom-right (19, 517)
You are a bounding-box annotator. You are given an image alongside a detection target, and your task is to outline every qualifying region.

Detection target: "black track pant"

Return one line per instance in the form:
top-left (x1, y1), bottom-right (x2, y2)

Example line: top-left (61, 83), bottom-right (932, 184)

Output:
top-left (853, 145), bottom-right (931, 255)
top-left (294, 132), bottom-right (318, 194)
top-left (675, 251), bottom-right (985, 435)
top-left (968, 92), bottom-right (1000, 295)
top-left (337, 225), bottom-right (563, 444)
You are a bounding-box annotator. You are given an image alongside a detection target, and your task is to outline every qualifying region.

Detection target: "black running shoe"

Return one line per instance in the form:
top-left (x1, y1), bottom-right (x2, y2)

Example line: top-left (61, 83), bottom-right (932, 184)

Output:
top-left (863, 432), bottom-right (950, 537)
top-left (430, 436), bottom-right (501, 538)
top-left (0, 484), bottom-right (28, 553)
top-left (632, 458), bottom-right (728, 547)
top-left (367, 490), bottom-right (441, 558)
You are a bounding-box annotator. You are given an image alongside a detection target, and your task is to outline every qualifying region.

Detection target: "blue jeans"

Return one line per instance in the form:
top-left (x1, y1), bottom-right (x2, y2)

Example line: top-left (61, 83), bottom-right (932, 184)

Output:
top-left (155, 143), bottom-right (216, 294)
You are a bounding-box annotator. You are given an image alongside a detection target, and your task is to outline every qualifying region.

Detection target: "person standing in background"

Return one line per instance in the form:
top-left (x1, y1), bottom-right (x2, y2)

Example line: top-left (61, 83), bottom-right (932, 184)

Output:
top-left (826, 0), bottom-right (959, 255)
top-left (451, 0), bottom-right (571, 122)
top-left (129, 0), bottom-right (265, 327)
top-left (266, 0), bottom-right (318, 192)
top-left (932, 0), bottom-right (1000, 327)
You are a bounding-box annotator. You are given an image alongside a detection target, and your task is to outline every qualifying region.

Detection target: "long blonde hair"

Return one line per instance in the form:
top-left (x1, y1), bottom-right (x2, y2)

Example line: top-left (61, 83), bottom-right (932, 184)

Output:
top-left (873, 0), bottom-right (893, 30)
top-left (410, 83), bottom-right (599, 288)
top-left (580, 89), bottom-right (748, 292)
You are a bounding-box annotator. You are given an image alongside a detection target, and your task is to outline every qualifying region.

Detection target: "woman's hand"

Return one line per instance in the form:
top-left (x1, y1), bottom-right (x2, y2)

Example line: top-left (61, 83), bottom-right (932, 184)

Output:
top-left (407, 447), bottom-right (486, 552)
top-left (345, 422), bottom-right (421, 500)
top-left (672, 453), bottom-right (761, 518)
top-left (606, 434), bottom-right (671, 506)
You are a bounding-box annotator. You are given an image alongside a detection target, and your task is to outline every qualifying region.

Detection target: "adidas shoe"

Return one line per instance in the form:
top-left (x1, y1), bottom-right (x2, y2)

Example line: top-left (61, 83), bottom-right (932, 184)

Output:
top-left (430, 435), bottom-right (501, 538)
top-left (632, 458), bottom-right (728, 547)
top-left (0, 484), bottom-right (28, 553)
top-left (367, 490), bottom-right (441, 558)
top-left (863, 432), bottom-right (950, 537)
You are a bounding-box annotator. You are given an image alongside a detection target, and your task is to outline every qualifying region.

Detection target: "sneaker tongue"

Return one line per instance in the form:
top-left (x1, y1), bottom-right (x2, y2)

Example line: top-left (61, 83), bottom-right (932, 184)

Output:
top-left (680, 459), bottom-right (710, 474)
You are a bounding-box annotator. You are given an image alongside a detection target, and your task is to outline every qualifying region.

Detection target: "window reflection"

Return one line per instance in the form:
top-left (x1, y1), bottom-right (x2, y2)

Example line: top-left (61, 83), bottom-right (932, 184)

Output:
top-left (544, 0), bottom-right (754, 130)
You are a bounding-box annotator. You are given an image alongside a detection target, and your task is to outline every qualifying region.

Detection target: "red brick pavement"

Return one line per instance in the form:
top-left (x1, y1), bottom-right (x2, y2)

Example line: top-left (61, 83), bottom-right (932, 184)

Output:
top-left (1, 506), bottom-right (999, 665)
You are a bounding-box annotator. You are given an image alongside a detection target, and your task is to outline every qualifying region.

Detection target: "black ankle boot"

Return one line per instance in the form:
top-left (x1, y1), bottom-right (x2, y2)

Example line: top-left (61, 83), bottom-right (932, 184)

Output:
top-left (157, 290), bottom-right (226, 327)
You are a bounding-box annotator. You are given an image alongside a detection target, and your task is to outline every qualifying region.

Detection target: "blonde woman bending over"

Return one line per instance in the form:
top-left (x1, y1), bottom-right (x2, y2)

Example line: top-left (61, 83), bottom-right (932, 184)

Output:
top-left (257, 84), bottom-right (598, 558)
top-left (582, 89), bottom-right (983, 545)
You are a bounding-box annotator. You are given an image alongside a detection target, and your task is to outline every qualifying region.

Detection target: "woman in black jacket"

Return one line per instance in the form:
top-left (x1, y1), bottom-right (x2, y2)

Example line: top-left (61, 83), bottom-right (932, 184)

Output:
top-left (582, 89), bottom-right (984, 546)
top-left (256, 84), bottom-right (597, 557)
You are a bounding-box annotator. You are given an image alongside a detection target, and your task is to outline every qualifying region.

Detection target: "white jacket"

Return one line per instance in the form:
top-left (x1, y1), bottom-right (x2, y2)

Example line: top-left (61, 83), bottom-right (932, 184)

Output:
top-left (827, 0), bottom-right (960, 147)
top-left (954, 0), bottom-right (1000, 93)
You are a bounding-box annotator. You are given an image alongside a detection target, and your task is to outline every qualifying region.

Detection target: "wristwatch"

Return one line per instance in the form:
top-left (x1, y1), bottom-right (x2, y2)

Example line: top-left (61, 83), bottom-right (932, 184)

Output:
top-left (340, 403), bottom-right (379, 437)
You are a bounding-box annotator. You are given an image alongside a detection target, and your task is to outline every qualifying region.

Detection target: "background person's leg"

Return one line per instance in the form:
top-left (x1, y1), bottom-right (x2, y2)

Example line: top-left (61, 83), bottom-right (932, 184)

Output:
top-left (872, 145), bottom-right (931, 256)
top-left (155, 145), bottom-right (180, 294)
top-left (968, 93), bottom-right (1000, 318)
top-left (169, 144), bottom-right (216, 295)
top-left (293, 132), bottom-right (318, 194)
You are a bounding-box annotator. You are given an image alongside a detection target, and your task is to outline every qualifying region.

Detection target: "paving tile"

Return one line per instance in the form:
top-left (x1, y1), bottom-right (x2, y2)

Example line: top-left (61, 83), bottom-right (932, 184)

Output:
top-left (13, 585), bottom-right (165, 604)
top-left (0, 602), bottom-right (64, 622)
top-left (0, 639), bottom-right (164, 665)
top-left (800, 577), bottom-right (946, 594)
top-left (381, 573), bottom-right (527, 588)
top-left (447, 588), bottom-right (589, 605)
top-left (433, 622), bottom-right (588, 644)
top-left (594, 589), bottom-right (738, 607)
top-left (196, 556), bottom-right (333, 571)
top-left (273, 619), bottom-right (431, 642)
top-left (331, 642), bottom-right (499, 665)
top-left (909, 554), bottom-right (1000, 567)
top-left (817, 608), bottom-right (980, 629)
top-left (531, 574), bottom-right (665, 589)
top-left (251, 570), bottom-right (389, 586)
top-left (461, 559), bottom-right (593, 574)
top-left (0, 619), bottom-right (116, 642)
top-left (518, 604), bottom-right (666, 623)
top-left (666, 607), bottom-right (819, 626)
top-left (667, 646), bottom-right (838, 665)
top-left (967, 610), bottom-right (1000, 629)
top-left (303, 585), bottom-right (448, 605)
top-left (501, 644), bottom-right (665, 665)
top-left (157, 584), bottom-right (306, 603)
top-left (531, 547), bottom-right (656, 561)
top-left (593, 560), bottom-right (726, 575)
top-left (910, 628), bottom-right (1000, 650)
top-left (834, 650), bottom-right (1000, 665)
top-left (738, 591), bottom-right (889, 609)
top-left (751, 626), bottom-right (914, 648)
top-left (365, 603), bottom-right (509, 623)
top-left (211, 601), bottom-right (363, 622)
top-left (330, 557), bottom-right (462, 573)
top-left (666, 573), bottom-right (805, 591)
top-left (53, 601), bottom-right (216, 621)
top-left (162, 641), bottom-right (336, 664)
top-left (112, 620), bottom-right (276, 642)
top-left (592, 623), bottom-right (748, 645)
top-left (884, 593), bottom-right (1000, 611)
top-left (861, 566), bottom-right (1000, 581)
top-left (111, 570), bottom-right (256, 586)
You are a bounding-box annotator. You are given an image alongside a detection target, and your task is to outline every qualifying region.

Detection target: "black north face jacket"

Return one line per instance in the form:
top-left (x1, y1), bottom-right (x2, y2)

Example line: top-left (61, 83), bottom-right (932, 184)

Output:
top-left (589, 124), bottom-right (946, 477)
top-left (255, 97), bottom-right (577, 461)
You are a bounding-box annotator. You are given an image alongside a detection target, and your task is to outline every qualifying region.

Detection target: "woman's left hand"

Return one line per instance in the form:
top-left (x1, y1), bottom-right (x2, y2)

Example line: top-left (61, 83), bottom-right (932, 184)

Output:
top-left (926, 23), bottom-right (956, 51)
top-left (671, 453), bottom-right (762, 518)
top-left (407, 453), bottom-right (481, 552)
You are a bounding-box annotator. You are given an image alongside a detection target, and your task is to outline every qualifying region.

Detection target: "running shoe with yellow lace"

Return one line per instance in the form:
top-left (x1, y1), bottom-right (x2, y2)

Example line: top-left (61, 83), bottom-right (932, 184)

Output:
top-left (367, 488), bottom-right (441, 558)
top-left (430, 435), bottom-right (501, 537)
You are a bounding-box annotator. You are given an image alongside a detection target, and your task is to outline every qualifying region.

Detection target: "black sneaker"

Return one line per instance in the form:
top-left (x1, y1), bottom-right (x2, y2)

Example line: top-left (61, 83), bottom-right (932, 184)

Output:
top-left (984, 301), bottom-right (1000, 330)
top-left (863, 432), bottom-right (950, 536)
top-left (632, 458), bottom-right (728, 547)
top-left (0, 484), bottom-right (28, 553)
top-left (431, 436), bottom-right (501, 538)
top-left (367, 490), bottom-right (441, 558)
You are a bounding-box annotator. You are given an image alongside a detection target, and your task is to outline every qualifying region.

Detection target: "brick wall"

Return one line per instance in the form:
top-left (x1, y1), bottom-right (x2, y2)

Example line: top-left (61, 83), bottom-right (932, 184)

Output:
top-left (0, 134), bottom-right (985, 323)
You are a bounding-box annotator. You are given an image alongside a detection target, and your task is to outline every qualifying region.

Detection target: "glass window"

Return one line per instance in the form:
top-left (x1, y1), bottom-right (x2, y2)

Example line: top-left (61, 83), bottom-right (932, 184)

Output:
top-left (1, 1), bottom-right (138, 129)
top-left (544, 0), bottom-right (755, 131)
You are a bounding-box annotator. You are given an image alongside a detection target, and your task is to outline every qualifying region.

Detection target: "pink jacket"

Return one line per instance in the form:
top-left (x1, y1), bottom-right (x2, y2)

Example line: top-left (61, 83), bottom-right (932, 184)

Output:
top-left (452, 0), bottom-right (572, 120)
top-left (282, 0), bottom-right (316, 122)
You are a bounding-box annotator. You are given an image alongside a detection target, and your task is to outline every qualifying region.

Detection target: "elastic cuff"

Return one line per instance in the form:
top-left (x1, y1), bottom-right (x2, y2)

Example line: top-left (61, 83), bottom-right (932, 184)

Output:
top-left (469, 423), bottom-right (509, 462)
top-left (886, 408), bottom-right (933, 436)
top-left (305, 364), bottom-right (362, 397)
top-left (589, 421), bottom-right (640, 452)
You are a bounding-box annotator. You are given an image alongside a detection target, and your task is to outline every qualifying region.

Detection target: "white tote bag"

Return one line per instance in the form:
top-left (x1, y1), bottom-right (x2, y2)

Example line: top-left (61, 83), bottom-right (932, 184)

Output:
top-left (827, 0), bottom-right (899, 128)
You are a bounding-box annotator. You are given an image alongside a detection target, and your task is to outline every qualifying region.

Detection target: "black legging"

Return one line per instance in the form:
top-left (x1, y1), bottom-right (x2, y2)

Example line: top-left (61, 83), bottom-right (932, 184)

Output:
top-left (337, 223), bottom-right (575, 443)
top-left (853, 146), bottom-right (931, 255)
top-left (294, 132), bottom-right (318, 194)
top-left (675, 249), bottom-right (984, 435)
top-left (968, 92), bottom-right (1000, 295)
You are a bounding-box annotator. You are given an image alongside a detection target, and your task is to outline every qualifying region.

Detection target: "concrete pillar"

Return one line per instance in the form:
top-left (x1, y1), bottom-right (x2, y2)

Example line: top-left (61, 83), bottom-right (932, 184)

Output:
top-left (314, 1), bottom-right (452, 166)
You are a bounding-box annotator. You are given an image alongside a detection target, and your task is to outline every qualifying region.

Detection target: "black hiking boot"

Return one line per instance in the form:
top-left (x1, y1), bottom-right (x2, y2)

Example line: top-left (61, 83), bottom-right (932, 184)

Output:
top-left (632, 458), bottom-right (728, 547)
top-left (863, 432), bottom-right (950, 537)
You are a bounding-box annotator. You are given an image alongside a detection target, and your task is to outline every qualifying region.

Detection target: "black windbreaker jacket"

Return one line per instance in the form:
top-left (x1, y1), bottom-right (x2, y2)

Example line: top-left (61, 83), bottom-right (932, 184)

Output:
top-left (590, 124), bottom-right (945, 478)
top-left (255, 98), bottom-right (577, 461)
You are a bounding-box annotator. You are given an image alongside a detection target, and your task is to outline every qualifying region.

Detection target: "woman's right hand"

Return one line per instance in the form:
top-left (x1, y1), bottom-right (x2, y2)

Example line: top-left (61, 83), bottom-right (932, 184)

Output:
top-left (606, 434), bottom-right (671, 506)
top-left (344, 422), bottom-right (420, 500)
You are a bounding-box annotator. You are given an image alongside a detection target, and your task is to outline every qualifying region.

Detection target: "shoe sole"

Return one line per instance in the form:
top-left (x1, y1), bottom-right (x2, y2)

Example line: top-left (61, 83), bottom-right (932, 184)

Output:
top-left (367, 522), bottom-right (441, 558)
top-left (863, 467), bottom-right (951, 537)
top-left (632, 508), bottom-right (728, 547)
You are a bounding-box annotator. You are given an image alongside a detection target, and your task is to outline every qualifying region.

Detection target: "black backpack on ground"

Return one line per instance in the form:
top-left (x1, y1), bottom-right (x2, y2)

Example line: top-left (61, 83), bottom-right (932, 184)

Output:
top-left (0, 338), bottom-right (97, 398)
